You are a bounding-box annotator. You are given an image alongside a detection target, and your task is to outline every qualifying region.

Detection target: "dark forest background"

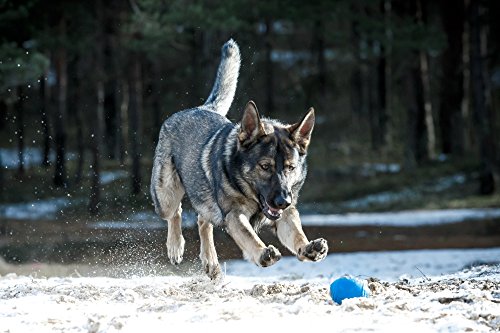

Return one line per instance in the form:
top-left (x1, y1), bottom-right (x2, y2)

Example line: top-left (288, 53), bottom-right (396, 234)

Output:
top-left (1, 0), bottom-right (499, 219)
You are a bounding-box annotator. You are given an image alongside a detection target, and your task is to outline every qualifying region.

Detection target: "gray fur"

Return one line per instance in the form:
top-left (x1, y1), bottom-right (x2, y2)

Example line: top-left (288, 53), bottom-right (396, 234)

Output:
top-left (151, 39), bottom-right (328, 278)
top-left (203, 39), bottom-right (241, 116)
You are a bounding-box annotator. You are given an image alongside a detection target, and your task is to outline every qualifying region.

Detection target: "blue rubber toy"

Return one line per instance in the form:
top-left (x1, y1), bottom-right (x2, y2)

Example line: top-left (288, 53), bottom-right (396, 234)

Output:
top-left (330, 276), bottom-right (370, 304)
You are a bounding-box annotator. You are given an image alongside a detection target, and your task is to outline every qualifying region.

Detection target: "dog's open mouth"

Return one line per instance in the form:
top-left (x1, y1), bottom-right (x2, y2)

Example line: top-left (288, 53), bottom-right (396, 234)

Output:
top-left (260, 196), bottom-right (283, 220)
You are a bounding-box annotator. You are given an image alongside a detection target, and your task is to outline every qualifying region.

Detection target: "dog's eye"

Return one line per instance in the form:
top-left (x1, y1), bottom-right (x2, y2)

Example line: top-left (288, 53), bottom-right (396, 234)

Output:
top-left (287, 165), bottom-right (296, 171)
top-left (260, 163), bottom-right (270, 171)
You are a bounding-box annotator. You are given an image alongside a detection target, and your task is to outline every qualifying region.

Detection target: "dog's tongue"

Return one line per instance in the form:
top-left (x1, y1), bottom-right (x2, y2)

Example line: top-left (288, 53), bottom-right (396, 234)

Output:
top-left (267, 206), bottom-right (283, 216)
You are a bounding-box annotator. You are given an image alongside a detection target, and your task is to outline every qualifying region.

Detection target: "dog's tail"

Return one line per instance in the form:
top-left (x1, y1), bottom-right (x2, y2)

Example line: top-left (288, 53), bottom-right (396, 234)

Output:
top-left (204, 39), bottom-right (241, 117)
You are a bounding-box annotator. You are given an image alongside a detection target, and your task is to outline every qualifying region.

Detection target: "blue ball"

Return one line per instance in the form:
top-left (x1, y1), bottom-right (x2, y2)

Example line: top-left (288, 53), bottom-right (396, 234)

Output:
top-left (330, 276), bottom-right (370, 304)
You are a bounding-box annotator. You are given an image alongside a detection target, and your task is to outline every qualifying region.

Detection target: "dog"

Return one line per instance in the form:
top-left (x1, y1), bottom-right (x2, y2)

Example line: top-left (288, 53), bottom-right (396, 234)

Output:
top-left (151, 39), bottom-right (328, 279)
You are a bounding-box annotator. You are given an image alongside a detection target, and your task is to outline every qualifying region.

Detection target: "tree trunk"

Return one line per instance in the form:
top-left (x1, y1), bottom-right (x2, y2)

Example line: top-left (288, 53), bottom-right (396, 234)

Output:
top-left (151, 61), bottom-right (162, 147)
top-left (468, 0), bottom-right (496, 194)
top-left (264, 18), bottom-right (274, 115)
top-left (88, 82), bottom-right (104, 215)
top-left (15, 87), bottom-right (24, 176)
top-left (350, 20), bottom-right (365, 123)
top-left (383, 0), bottom-right (393, 148)
top-left (0, 100), bottom-right (6, 131)
top-left (419, 52), bottom-right (436, 160)
top-left (88, 108), bottom-right (101, 215)
top-left (88, 101), bottom-right (101, 216)
top-left (461, 15), bottom-right (472, 151)
top-left (314, 20), bottom-right (327, 104)
top-left (40, 74), bottom-right (51, 167)
top-left (368, 53), bottom-right (380, 150)
top-left (439, 0), bottom-right (465, 156)
top-left (189, 28), bottom-right (201, 105)
top-left (406, 59), bottom-right (429, 166)
top-left (377, 48), bottom-right (387, 149)
top-left (129, 55), bottom-right (143, 195)
top-left (118, 79), bottom-right (128, 165)
top-left (89, 0), bottom-right (105, 214)
top-left (74, 61), bottom-right (85, 185)
top-left (53, 21), bottom-right (68, 188)
top-left (416, 0), bottom-right (436, 160)
top-left (104, 10), bottom-right (119, 161)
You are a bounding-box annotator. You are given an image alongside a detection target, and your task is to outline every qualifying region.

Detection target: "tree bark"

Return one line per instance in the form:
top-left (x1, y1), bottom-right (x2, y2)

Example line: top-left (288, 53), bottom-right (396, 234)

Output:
top-left (264, 18), bottom-right (274, 115)
top-left (39, 74), bottom-right (51, 167)
top-left (151, 60), bottom-right (162, 147)
top-left (419, 52), bottom-right (436, 160)
top-left (89, 0), bottom-right (105, 215)
top-left (416, 0), bottom-right (436, 160)
top-left (53, 19), bottom-right (68, 188)
top-left (73, 60), bottom-right (85, 185)
top-left (439, 0), bottom-right (465, 156)
top-left (314, 20), bottom-right (327, 103)
top-left (468, 0), bottom-right (496, 194)
top-left (15, 87), bottom-right (24, 176)
top-left (118, 79), bottom-right (128, 165)
top-left (129, 55), bottom-right (143, 195)
top-left (406, 60), bottom-right (429, 166)
top-left (350, 20), bottom-right (365, 120)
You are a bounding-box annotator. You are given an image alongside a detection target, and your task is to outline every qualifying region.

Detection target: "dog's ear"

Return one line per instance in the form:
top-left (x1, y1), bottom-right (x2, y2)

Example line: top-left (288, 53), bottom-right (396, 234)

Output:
top-left (238, 101), bottom-right (265, 146)
top-left (289, 107), bottom-right (315, 154)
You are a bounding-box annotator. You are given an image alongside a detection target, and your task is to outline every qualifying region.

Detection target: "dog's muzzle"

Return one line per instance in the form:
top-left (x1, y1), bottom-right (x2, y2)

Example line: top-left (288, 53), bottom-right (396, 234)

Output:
top-left (259, 195), bottom-right (283, 220)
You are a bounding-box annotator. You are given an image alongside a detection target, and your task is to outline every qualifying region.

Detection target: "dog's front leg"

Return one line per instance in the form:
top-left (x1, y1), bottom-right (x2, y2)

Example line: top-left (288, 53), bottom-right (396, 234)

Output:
top-left (276, 207), bottom-right (328, 262)
top-left (225, 210), bottom-right (281, 267)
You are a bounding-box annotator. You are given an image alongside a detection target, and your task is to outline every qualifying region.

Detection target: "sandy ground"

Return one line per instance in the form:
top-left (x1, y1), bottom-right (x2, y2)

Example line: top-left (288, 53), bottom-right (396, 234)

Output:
top-left (1, 248), bottom-right (499, 332)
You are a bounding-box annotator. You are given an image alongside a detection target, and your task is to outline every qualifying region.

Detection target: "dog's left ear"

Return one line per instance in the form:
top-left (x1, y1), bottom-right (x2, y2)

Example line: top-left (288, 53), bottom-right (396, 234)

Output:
top-left (289, 107), bottom-right (315, 154)
top-left (238, 101), bottom-right (265, 147)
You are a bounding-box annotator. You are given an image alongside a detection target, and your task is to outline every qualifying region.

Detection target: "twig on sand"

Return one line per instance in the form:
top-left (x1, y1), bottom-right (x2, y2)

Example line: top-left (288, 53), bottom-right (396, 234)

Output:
top-left (415, 266), bottom-right (431, 281)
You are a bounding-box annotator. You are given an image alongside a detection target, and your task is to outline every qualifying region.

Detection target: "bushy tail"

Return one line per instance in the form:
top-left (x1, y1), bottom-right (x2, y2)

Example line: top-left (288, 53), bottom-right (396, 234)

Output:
top-left (204, 39), bottom-right (241, 116)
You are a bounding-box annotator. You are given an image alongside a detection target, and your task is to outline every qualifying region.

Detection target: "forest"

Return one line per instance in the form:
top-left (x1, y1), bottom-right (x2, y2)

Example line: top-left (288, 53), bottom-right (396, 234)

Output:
top-left (0, 0), bottom-right (499, 218)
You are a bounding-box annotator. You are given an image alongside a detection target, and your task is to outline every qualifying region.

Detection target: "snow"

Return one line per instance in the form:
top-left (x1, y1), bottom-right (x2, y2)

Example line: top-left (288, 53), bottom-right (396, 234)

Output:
top-left (0, 197), bottom-right (71, 220)
top-left (99, 170), bottom-right (128, 185)
top-left (0, 147), bottom-right (51, 169)
top-left (0, 147), bottom-right (76, 169)
top-left (91, 208), bottom-right (500, 229)
top-left (340, 173), bottom-right (467, 209)
top-left (225, 247), bottom-right (500, 281)
top-left (0, 248), bottom-right (499, 332)
top-left (0, 172), bottom-right (126, 220)
top-left (301, 208), bottom-right (500, 227)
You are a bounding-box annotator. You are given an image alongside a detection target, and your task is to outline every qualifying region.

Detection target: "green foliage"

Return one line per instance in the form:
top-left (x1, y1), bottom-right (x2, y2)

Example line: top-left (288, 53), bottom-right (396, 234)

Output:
top-left (0, 43), bottom-right (49, 91)
top-left (125, 0), bottom-right (247, 54)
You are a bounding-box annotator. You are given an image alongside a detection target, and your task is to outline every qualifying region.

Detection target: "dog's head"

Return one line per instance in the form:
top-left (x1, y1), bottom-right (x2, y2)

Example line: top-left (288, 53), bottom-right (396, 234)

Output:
top-left (236, 101), bottom-right (315, 220)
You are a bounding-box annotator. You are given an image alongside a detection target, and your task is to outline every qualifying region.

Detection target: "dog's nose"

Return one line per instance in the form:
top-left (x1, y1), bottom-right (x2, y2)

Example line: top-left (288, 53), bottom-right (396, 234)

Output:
top-left (273, 193), bottom-right (292, 209)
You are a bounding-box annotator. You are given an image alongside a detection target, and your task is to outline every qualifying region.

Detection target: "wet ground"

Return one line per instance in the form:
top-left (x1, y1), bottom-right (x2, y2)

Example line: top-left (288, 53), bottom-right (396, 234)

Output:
top-left (1, 214), bottom-right (499, 266)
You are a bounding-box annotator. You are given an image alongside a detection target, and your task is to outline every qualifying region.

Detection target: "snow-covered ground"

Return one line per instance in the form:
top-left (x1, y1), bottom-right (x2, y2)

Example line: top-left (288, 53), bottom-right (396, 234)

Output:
top-left (0, 171), bottom-right (127, 220)
top-left (301, 208), bottom-right (500, 227)
top-left (1, 248), bottom-right (499, 332)
top-left (0, 147), bottom-right (54, 169)
top-left (339, 173), bottom-right (468, 210)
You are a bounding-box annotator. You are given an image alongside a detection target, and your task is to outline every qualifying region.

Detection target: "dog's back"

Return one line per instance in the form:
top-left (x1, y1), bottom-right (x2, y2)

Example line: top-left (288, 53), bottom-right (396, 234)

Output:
top-left (151, 40), bottom-right (241, 225)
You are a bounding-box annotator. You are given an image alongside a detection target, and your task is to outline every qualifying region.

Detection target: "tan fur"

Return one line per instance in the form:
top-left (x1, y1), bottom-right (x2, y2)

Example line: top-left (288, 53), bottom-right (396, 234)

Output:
top-left (197, 216), bottom-right (221, 279)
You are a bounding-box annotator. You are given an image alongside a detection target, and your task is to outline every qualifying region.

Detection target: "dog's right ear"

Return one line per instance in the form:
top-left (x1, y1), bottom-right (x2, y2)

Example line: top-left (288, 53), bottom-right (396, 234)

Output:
top-left (238, 101), bottom-right (265, 147)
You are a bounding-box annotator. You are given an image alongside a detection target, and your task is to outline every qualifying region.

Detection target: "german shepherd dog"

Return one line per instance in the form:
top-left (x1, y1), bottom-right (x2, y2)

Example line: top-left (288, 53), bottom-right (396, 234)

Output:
top-left (151, 39), bottom-right (328, 279)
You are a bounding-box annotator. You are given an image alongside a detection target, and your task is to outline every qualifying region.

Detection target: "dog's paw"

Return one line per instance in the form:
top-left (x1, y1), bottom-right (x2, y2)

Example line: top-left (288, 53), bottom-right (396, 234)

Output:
top-left (200, 253), bottom-right (222, 280)
top-left (203, 262), bottom-right (222, 280)
top-left (298, 238), bottom-right (328, 262)
top-left (167, 235), bottom-right (185, 265)
top-left (259, 245), bottom-right (282, 267)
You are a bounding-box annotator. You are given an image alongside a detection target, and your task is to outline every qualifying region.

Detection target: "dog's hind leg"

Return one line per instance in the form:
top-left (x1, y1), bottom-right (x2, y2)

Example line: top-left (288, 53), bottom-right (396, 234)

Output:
top-left (151, 158), bottom-right (186, 265)
top-left (197, 216), bottom-right (221, 279)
